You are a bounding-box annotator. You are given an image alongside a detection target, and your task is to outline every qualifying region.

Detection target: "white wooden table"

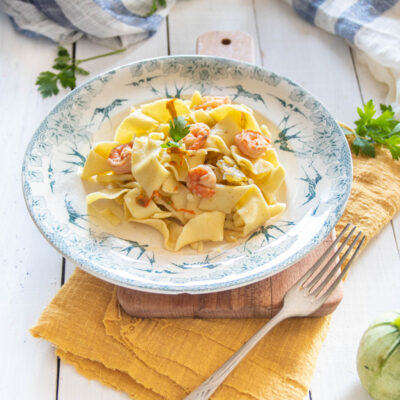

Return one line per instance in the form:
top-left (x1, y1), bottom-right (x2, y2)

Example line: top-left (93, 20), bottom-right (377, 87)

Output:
top-left (1, 1), bottom-right (399, 399)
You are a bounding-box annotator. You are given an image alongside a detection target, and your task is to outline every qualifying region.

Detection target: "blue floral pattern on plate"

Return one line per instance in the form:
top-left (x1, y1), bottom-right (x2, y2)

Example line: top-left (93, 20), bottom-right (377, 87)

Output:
top-left (22, 56), bottom-right (352, 294)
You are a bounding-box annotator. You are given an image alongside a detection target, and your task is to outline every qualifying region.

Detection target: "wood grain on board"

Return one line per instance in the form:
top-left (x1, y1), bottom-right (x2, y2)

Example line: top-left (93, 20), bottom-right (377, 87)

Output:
top-left (196, 31), bottom-right (255, 62)
top-left (117, 232), bottom-right (343, 318)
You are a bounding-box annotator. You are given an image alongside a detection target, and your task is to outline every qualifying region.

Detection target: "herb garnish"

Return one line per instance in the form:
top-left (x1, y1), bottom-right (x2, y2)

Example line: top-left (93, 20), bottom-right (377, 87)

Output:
top-left (161, 140), bottom-right (181, 148)
top-left (162, 98), bottom-right (190, 148)
top-left (169, 116), bottom-right (190, 141)
top-left (161, 117), bottom-right (190, 148)
top-left (36, 46), bottom-right (126, 98)
top-left (343, 100), bottom-right (400, 160)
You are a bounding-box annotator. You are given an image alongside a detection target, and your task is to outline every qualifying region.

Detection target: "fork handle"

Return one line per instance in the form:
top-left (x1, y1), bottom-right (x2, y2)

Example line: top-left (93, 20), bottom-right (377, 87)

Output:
top-left (184, 309), bottom-right (291, 400)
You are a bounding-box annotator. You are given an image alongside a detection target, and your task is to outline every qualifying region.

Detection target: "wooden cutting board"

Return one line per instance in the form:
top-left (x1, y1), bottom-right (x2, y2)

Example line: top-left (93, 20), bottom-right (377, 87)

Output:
top-left (116, 32), bottom-right (344, 318)
top-left (117, 232), bottom-right (343, 318)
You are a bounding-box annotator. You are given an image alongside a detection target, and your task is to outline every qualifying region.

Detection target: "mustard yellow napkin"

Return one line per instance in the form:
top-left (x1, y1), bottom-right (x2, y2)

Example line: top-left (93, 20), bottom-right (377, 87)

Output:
top-left (31, 147), bottom-right (400, 400)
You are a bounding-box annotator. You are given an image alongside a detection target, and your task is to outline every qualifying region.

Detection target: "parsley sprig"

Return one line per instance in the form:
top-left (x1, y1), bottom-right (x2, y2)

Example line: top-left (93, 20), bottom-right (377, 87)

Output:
top-left (343, 100), bottom-right (400, 160)
top-left (161, 116), bottom-right (190, 148)
top-left (36, 46), bottom-right (126, 98)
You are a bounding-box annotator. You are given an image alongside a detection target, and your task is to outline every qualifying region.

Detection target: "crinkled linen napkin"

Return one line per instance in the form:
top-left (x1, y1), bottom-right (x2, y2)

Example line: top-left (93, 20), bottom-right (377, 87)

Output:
top-left (0, 0), bottom-right (175, 48)
top-left (287, 0), bottom-right (400, 115)
top-left (31, 146), bottom-right (400, 400)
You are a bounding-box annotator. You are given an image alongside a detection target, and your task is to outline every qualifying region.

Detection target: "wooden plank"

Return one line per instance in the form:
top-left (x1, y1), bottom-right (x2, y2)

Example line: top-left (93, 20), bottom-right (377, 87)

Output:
top-left (71, 19), bottom-right (168, 85)
top-left (392, 213), bottom-right (400, 255)
top-left (350, 49), bottom-right (389, 105)
top-left (59, 363), bottom-right (130, 400)
top-left (168, 0), bottom-right (261, 64)
top-left (58, 19), bottom-right (169, 400)
top-left (254, 0), bottom-right (361, 124)
top-left (0, 13), bottom-right (64, 400)
top-left (196, 30), bottom-right (255, 62)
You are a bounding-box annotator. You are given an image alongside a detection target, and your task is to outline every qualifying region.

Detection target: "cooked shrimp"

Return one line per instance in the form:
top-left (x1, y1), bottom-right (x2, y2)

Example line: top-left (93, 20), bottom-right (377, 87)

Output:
top-left (234, 130), bottom-right (270, 159)
top-left (187, 165), bottom-right (216, 198)
top-left (107, 141), bottom-right (133, 174)
top-left (194, 96), bottom-right (231, 110)
top-left (183, 123), bottom-right (211, 150)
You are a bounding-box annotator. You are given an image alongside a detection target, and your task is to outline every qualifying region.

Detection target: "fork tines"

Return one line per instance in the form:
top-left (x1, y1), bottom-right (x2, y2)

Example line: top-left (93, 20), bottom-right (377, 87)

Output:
top-left (300, 224), bottom-right (366, 301)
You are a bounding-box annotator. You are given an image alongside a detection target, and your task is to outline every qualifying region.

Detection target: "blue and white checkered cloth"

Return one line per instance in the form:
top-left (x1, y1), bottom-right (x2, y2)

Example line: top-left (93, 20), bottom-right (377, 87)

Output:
top-left (287, 0), bottom-right (400, 114)
top-left (0, 0), bottom-right (175, 48)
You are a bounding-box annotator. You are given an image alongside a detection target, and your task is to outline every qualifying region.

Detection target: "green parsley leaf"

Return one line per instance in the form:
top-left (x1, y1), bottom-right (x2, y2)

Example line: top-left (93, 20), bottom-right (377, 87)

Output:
top-left (380, 104), bottom-right (393, 113)
top-left (347, 100), bottom-right (400, 160)
top-left (392, 123), bottom-right (400, 135)
top-left (57, 46), bottom-right (70, 58)
top-left (35, 71), bottom-right (59, 98)
top-left (352, 136), bottom-right (376, 158)
top-left (385, 135), bottom-right (400, 160)
top-left (58, 68), bottom-right (76, 90)
top-left (36, 46), bottom-right (126, 98)
top-left (53, 47), bottom-right (72, 66)
top-left (75, 66), bottom-right (90, 76)
top-left (52, 61), bottom-right (68, 71)
top-left (169, 116), bottom-right (190, 142)
top-left (161, 141), bottom-right (181, 148)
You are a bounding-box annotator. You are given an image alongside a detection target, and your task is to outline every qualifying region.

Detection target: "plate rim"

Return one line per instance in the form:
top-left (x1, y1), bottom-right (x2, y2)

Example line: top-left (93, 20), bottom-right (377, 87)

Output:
top-left (22, 54), bottom-right (353, 294)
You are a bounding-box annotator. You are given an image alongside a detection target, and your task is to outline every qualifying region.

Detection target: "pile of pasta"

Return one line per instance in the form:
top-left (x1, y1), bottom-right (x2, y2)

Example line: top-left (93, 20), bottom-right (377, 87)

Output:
top-left (81, 92), bottom-right (286, 251)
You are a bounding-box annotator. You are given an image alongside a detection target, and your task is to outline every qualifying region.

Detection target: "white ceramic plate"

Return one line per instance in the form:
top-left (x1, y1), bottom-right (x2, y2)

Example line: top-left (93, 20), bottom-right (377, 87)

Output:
top-left (22, 56), bottom-right (352, 294)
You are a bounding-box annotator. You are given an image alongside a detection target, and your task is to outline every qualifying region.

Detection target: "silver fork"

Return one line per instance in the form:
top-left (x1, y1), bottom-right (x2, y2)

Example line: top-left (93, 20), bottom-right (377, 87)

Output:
top-left (185, 224), bottom-right (365, 400)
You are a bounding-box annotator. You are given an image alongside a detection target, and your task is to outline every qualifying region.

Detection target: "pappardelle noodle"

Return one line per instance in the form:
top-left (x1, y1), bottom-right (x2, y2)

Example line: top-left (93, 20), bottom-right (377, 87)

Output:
top-left (81, 92), bottom-right (286, 251)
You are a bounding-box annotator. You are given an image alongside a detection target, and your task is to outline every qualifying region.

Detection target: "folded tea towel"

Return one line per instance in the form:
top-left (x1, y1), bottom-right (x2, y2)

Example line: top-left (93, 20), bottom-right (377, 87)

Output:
top-left (287, 0), bottom-right (400, 115)
top-left (0, 0), bottom-right (175, 47)
top-left (30, 146), bottom-right (400, 400)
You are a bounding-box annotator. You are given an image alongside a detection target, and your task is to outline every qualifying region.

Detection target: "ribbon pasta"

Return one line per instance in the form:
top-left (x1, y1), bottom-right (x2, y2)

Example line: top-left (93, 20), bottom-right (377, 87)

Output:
top-left (81, 92), bottom-right (286, 251)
